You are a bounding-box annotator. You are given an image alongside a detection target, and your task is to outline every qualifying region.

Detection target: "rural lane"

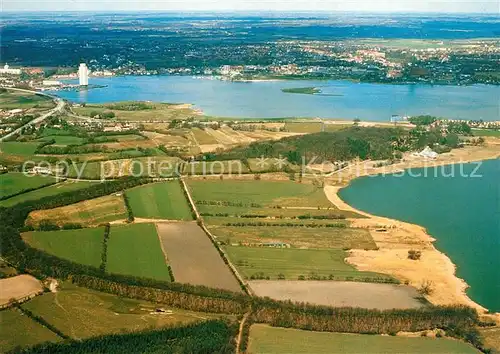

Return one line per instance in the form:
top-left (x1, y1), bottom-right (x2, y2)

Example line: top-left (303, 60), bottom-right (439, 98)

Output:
top-left (0, 88), bottom-right (66, 142)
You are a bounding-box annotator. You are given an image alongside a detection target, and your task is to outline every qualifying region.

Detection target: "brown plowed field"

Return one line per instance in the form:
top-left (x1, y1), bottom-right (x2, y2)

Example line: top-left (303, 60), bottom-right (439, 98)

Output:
top-left (0, 275), bottom-right (44, 306)
top-left (248, 280), bottom-right (423, 310)
top-left (156, 222), bottom-right (242, 293)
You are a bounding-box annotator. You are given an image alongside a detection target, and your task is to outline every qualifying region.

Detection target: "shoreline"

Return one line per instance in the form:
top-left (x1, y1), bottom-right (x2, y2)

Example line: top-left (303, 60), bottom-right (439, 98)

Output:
top-left (323, 143), bottom-right (500, 317)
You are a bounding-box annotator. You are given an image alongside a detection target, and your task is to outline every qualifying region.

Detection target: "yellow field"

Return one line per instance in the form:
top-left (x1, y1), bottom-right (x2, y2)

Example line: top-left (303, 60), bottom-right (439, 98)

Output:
top-left (26, 194), bottom-right (127, 227)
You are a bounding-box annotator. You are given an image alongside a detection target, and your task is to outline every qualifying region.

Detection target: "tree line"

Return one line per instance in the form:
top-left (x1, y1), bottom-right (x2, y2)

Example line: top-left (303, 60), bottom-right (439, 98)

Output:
top-left (221, 221), bottom-right (347, 228)
top-left (199, 212), bottom-right (347, 220)
top-left (11, 319), bottom-right (237, 354)
top-left (99, 224), bottom-right (110, 272)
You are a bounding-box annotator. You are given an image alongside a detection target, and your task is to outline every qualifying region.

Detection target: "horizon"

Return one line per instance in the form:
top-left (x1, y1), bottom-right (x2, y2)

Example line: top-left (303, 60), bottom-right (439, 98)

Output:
top-left (2, 10), bottom-right (500, 15)
top-left (3, 0), bottom-right (499, 14)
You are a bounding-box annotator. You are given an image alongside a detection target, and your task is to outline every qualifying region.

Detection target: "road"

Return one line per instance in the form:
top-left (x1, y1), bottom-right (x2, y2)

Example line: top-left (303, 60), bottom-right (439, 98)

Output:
top-left (0, 88), bottom-right (66, 142)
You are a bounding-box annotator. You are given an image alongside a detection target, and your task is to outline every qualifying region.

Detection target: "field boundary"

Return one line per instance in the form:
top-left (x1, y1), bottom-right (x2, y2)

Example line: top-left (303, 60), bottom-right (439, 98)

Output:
top-left (99, 224), bottom-right (110, 272)
top-left (180, 178), bottom-right (252, 296)
top-left (154, 223), bottom-right (176, 282)
top-left (122, 192), bottom-right (134, 222)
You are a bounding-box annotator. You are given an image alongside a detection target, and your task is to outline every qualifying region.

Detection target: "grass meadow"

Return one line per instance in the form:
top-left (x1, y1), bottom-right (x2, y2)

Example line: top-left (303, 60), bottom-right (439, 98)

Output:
top-left (0, 181), bottom-right (96, 208)
top-left (248, 324), bottom-right (479, 354)
top-left (126, 181), bottom-right (193, 220)
top-left (0, 90), bottom-right (54, 110)
top-left (210, 225), bottom-right (375, 250)
top-left (0, 308), bottom-right (61, 352)
top-left (21, 283), bottom-right (224, 340)
top-left (224, 246), bottom-right (394, 282)
top-left (39, 135), bottom-right (85, 145)
top-left (184, 160), bottom-right (249, 175)
top-left (0, 142), bottom-right (40, 155)
top-left (23, 227), bottom-right (105, 267)
top-left (472, 128), bottom-right (500, 137)
top-left (106, 223), bottom-right (172, 281)
top-left (68, 156), bottom-right (182, 179)
top-left (188, 180), bottom-right (332, 208)
top-left (0, 173), bottom-right (57, 199)
top-left (72, 102), bottom-right (194, 121)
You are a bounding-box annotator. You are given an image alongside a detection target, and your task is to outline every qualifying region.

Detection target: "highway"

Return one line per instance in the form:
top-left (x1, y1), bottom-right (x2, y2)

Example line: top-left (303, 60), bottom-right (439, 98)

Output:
top-left (0, 88), bottom-right (66, 142)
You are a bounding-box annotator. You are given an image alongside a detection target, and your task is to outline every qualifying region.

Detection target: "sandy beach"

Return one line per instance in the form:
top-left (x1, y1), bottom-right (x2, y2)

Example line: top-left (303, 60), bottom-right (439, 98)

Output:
top-left (323, 140), bottom-right (500, 316)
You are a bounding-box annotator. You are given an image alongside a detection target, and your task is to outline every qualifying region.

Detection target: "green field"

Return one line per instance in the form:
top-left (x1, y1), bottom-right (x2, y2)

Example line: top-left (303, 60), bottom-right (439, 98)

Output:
top-left (248, 324), bottom-right (479, 354)
top-left (224, 246), bottom-right (392, 281)
top-left (21, 282), bottom-right (224, 341)
top-left (197, 204), bottom-right (359, 219)
top-left (67, 160), bottom-right (102, 179)
top-left (210, 225), bottom-right (375, 249)
top-left (40, 127), bottom-right (74, 136)
top-left (0, 173), bottom-right (57, 199)
top-left (188, 180), bottom-right (332, 208)
top-left (0, 90), bottom-right (54, 110)
top-left (23, 227), bottom-right (105, 267)
top-left (204, 216), bottom-right (349, 227)
top-left (94, 134), bottom-right (145, 142)
top-left (0, 308), bottom-right (61, 352)
top-left (68, 156), bottom-right (182, 179)
top-left (126, 181), bottom-right (193, 220)
top-left (472, 129), bottom-right (500, 137)
top-left (39, 135), bottom-right (85, 145)
top-left (0, 181), bottom-right (96, 207)
top-left (184, 160), bottom-right (249, 175)
top-left (106, 223), bottom-right (172, 281)
top-left (211, 226), bottom-right (374, 250)
top-left (73, 101), bottom-right (194, 121)
top-left (246, 158), bottom-right (299, 173)
top-left (0, 142), bottom-right (40, 155)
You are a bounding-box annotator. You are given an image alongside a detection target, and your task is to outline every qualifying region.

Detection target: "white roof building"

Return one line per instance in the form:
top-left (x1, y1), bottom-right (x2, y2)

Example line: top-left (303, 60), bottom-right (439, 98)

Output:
top-left (415, 146), bottom-right (438, 159)
top-left (0, 64), bottom-right (21, 75)
top-left (42, 80), bottom-right (62, 86)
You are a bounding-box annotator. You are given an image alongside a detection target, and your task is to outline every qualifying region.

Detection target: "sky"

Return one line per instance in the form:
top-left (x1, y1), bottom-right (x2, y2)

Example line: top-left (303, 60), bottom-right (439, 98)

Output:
top-left (2, 0), bottom-right (499, 13)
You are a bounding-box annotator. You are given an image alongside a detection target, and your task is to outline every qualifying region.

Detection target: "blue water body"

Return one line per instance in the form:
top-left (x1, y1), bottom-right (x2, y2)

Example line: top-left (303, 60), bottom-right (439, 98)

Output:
top-left (51, 76), bottom-right (500, 121)
top-left (339, 159), bottom-right (500, 312)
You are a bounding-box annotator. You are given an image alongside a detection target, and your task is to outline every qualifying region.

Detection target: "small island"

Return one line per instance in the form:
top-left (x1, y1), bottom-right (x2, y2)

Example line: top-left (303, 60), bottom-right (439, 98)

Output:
top-left (281, 87), bottom-right (321, 95)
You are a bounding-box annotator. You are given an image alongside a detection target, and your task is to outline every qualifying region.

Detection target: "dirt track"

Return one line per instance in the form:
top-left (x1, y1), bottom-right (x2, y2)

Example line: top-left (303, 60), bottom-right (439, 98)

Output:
top-left (248, 280), bottom-right (423, 310)
top-left (156, 222), bottom-right (242, 293)
top-left (0, 275), bottom-right (44, 306)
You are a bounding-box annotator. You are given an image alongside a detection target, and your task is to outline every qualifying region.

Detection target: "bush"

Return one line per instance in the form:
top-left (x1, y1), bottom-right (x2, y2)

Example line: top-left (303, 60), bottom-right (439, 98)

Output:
top-left (101, 111), bottom-right (115, 119)
top-left (408, 250), bottom-right (422, 260)
top-left (61, 223), bottom-right (83, 230)
top-left (418, 280), bottom-right (434, 295)
top-left (38, 220), bottom-right (60, 231)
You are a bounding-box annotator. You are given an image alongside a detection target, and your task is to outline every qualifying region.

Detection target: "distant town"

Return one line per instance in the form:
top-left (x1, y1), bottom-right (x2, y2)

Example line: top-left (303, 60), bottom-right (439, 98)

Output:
top-left (0, 37), bottom-right (499, 89)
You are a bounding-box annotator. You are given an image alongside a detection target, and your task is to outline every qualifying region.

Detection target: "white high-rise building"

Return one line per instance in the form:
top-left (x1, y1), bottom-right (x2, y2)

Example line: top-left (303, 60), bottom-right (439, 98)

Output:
top-left (78, 63), bottom-right (89, 86)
